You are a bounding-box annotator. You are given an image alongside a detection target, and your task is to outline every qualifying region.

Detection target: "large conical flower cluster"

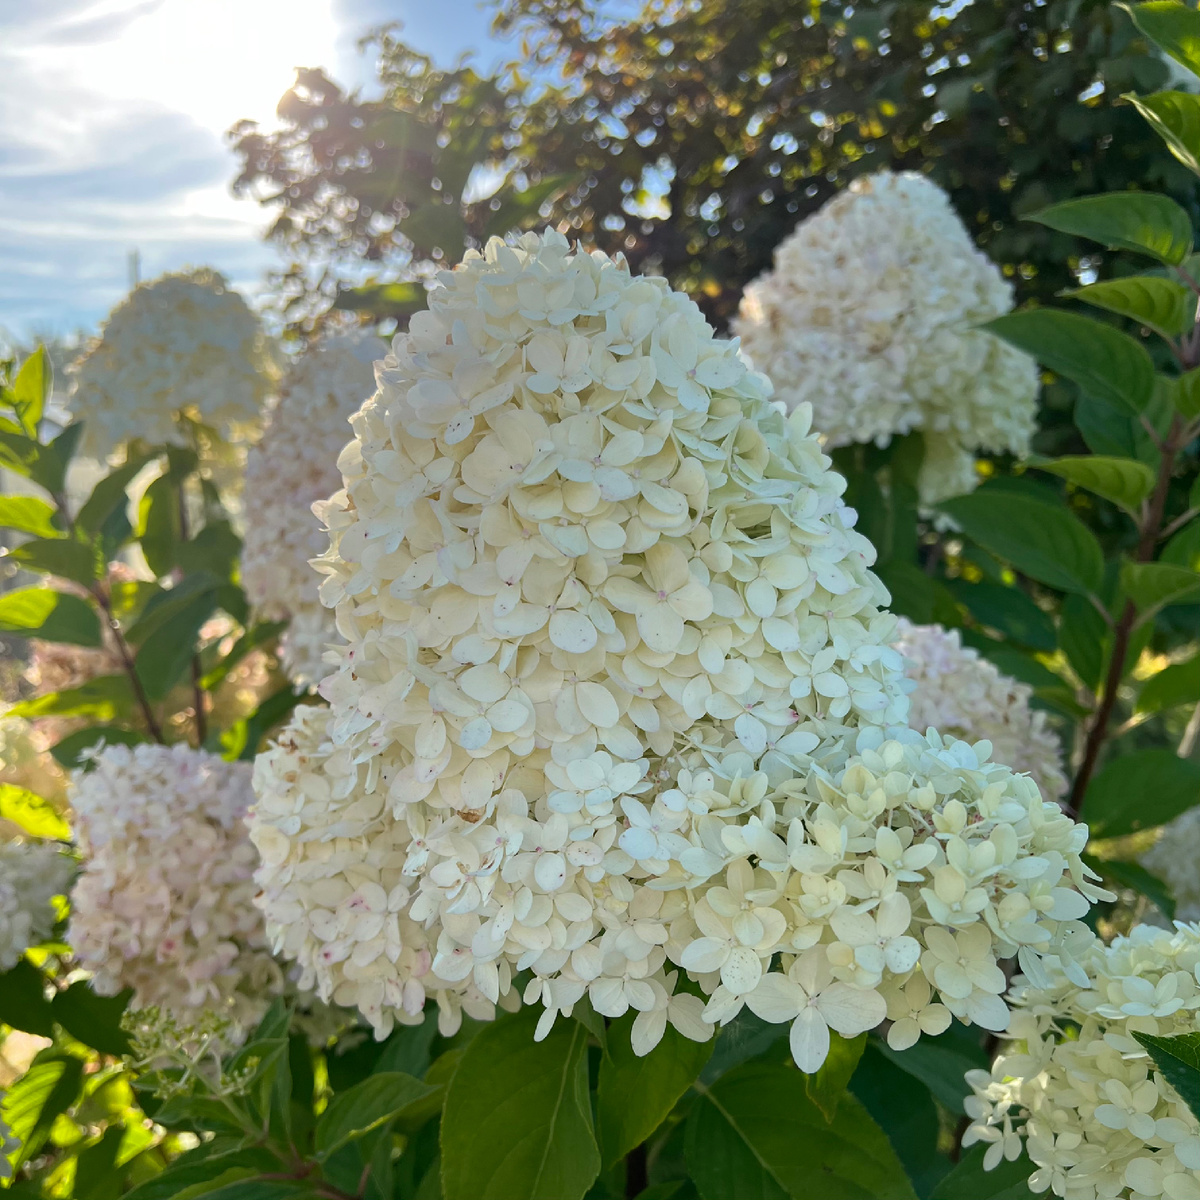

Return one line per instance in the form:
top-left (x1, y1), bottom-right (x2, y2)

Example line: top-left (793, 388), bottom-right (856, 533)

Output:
top-left (241, 333), bottom-right (384, 684)
top-left (68, 269), bottom-right (278, 459)
top-left (895, 620), bottom-right (1067, 803)
top-left (965, 923), bottom-right (1200, 1200)
top-left (249, 231), bottom-right (1102, 1067)
top-left (68, 743), bottom-right (285, 1035)
top-left (733, 172), bottom-right (1038, 505)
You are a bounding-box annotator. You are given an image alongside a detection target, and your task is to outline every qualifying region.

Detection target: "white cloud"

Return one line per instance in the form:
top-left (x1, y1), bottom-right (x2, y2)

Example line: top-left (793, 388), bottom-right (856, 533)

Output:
top-left (0, 0), bottom-right (498, 341)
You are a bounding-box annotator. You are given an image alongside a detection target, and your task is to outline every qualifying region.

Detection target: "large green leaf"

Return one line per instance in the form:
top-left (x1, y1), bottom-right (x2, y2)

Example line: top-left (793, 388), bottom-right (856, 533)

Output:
top-left (0, 960), bottom-right (56, 1036)
top-left (50, 725), bottom-right (146, 769)
top-left (52, 981), bottom-right (132, 1056)
top-left (596, 1014), bottom-right (713, 1166)
top-left (0, 586), bottom-right (101, 646)
top-left (134, 591), bottom-right (220, 702)
top-left (1066, 275), bottom-right (1194, 338)
top-left (0, 494), bottom-right (61, 539)
top-left (850, 1045), bottom-right (946, 1200)
top-left (315, 1072), bottom-right (436, 1159)
top-left (9, 675), bottom-right (134, 722)
top-left (0, 783), bottom-right (70, 839)
top-left (1085, 749), bottom-right (1200, 838)
top-left (939, 491), bottom-right (1104, 595)
top-left (872, 1025), bottom-right (988, 1115)
top-left (929, 1146), bottom-right (1036, 1200)
top-left (2, 1054), bottom-right (84, 1170)
top-left (946, 581), bottom-right (1056, 651)
top-left (1031, 454), bottom-right (1155, 515)
top-left (1120, 3), bottom-right (1200, 80)
top-left (1164, 517), bottom-right (1200, 570)
top-left (1133, 1031), bottom-right (1200, 1122)
top-left (441, 1010), bottom-right (600, 1200)
top-left (1125, 90), bottom-right (1200, 177)
top-left (1027, 191), bottom-right (1193, 265)
top-left (805, 1031), bottom-right (866, 1122)
top-left (9, 536), bottom-right (100, 586)
top-left (333, 281), bottom-right (428, 316)
top-left (1123, 561), bottom-right (1200, 616)
top-left (1059, 593), bottom-right (1109, 692)
top-left (985, 309), bottom-right (1154, 415)
top-left (686, 1062), bottom-right (918, 1200)
top-left (11, 346), bottom-right (51, 434)
top-left (1083, 854), bottom-right (1175, 920)
top-left (76, 453), bottom-right (156, 535)
top-left (137, 473), bottom-right (182, 576)
top-left (1138, 652), bottom-right (1200, 713)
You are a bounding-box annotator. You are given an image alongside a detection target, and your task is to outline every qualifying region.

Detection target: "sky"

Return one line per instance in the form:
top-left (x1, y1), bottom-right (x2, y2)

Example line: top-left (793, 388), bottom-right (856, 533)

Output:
top-left (0, 0), bottom-right (501, 342)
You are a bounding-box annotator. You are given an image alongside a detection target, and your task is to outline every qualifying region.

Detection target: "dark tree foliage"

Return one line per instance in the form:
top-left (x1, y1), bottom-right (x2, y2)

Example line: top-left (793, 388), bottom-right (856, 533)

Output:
top-left (231, 0), bottom-right (1199, 335)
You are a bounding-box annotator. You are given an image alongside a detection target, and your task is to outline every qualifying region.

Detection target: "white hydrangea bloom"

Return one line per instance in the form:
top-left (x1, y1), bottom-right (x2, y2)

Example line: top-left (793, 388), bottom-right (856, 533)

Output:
top-left (241, 333), bottom-right (384, 685)
top-left (733, 171), bottom-right (1039, 505)
top-left (68, 743), bottom-right (285, 1035)
top-left (0, 842), bottom-right (74, 970)
top-left (68, 269), bottom-right (278, 459)
top-left (1143, 809), bottom-right (1200, 921)
top-left (250, 231), bottom-right (1101, 1069)
top-left (895, 619), bottom-right (1067, 803)
top-left (965, 923), bottom-right (1200, 1200)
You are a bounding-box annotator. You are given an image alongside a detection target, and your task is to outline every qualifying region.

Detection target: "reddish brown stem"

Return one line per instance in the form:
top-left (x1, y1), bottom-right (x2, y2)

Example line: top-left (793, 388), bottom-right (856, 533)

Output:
top-left (90, 582), bottom-right (165, 744)
top-left (1067, 415), bottom-right (1186, 816)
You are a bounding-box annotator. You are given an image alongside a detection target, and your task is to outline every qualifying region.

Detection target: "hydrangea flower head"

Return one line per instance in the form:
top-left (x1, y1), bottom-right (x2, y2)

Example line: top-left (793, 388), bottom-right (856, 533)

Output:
top-left (250, 230), bottom-right (1099, 1069)
top-left (68, 743), bottom-right (285, 1035)
top-left (896, 619), bottom-right (1067, 802)
top-left (68, 269), bottom-right (278, 459)
top-left (0, 841), bottom-right (74, 970)
top-left (733, 171), bottom-right (1038, 505)
top-left (1143, 809), bottom-right (1200, 921)
top-left (965, 923), bottom-right (1200, 1200)
top-left (241, 332), bottom-right (384, 683)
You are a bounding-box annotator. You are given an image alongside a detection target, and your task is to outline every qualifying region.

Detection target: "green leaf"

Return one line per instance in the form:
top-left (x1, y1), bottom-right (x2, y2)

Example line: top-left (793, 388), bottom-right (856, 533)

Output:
top-left (0, 959), bottom-right (56, 1036)
top-left (76, 454), bottom-right (155, 535)
top-left (135, 591), bottom-right (220, 702)
top-left (199, 619), bottom-right (286, 690)
top-left (51, 982), bottom-right (132, 1056)
top-left (176, 520), bottom-right (241, 581)
top-left (939, 490), bottom-right (1104, 595)
top-left (1059, 593), bottom-right (1109, 692)
top-left (441, 1009), bottom-right (600, 1200)
top-left (1120, 2), bottom-right (1200, 80)
top-left (0, 783), bottom-right (70, 839)
top-left (929, 1145), bottom-right (1036, 1200)
top-left (332, 281), bottom-right (428, 316)
top-left (805, 1031), bottom-right (866, 1122)
top-left (946, 581), bottom-right (1056, 651)
top-left (1123, 561), bottom-right (1200, 616)
top-left (985, 309), bottom-right (1154, 415)
top-left (1163, 517), bottom-right (1200, 569)
top-left (0, 586), bottom-right (101, 646)
top-left (124, 573), bottom-right (220, 645)
top-left (50, 725), bottom-right (146, 769)
top-left (1171, 367), bottom-right (1200, 420)
top-left (316, 1071), bottom-right (436, 1160)
top-left (596, 1014), bottom-right (714, 1167)
top-left (137, 473), bottom-right (182, 576)
top-left (873, 1024), bottom-right (988, 1115)
top-left (1082, 853), bottom-right (1175, 920)
top-left (124, 1149), bottom-right (280, 1200)
top-left (1031, 454), bottom-right (1156, 515)
top-left (1139, 652), bottom-right (1200, 713)
top-left (0, 494), bottom-right (61, 539)
top-left (850, 1045), bottom-right (947, 1200)
top-left (1133, 1030), bottom-right (1200, 1122)
top-left (1075, 391), bottom-right (1161, 464)
top-left (2, 1054), bottom-right (84, 1169)
top-left (9, 537), bottom-right (99, 586)
top-left (686, 1062), bottom-right (918, 1200)
top-left (1027, 191), bottom-right (1193, 265)
top-left (9, 675), bottom-right (134, 722)
top-left (1066, 275), bottom-right (1194, 338)
top-left (11, 346), bottom-right (51, 434)
top-left (1125, 90), bottom-right (1200, 177)
top-left (1085, 749), bottom-right (1200, 838)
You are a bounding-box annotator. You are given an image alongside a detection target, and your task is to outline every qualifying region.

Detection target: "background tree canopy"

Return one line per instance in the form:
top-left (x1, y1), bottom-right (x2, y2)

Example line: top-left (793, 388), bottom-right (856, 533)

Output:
top-left (232, 0), bottom-right (1200, 334)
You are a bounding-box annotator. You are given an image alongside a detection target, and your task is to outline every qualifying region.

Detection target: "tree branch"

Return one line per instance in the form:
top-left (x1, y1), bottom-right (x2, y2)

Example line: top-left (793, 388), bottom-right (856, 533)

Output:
top-left (90, 581), bottom-right (165, 744)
